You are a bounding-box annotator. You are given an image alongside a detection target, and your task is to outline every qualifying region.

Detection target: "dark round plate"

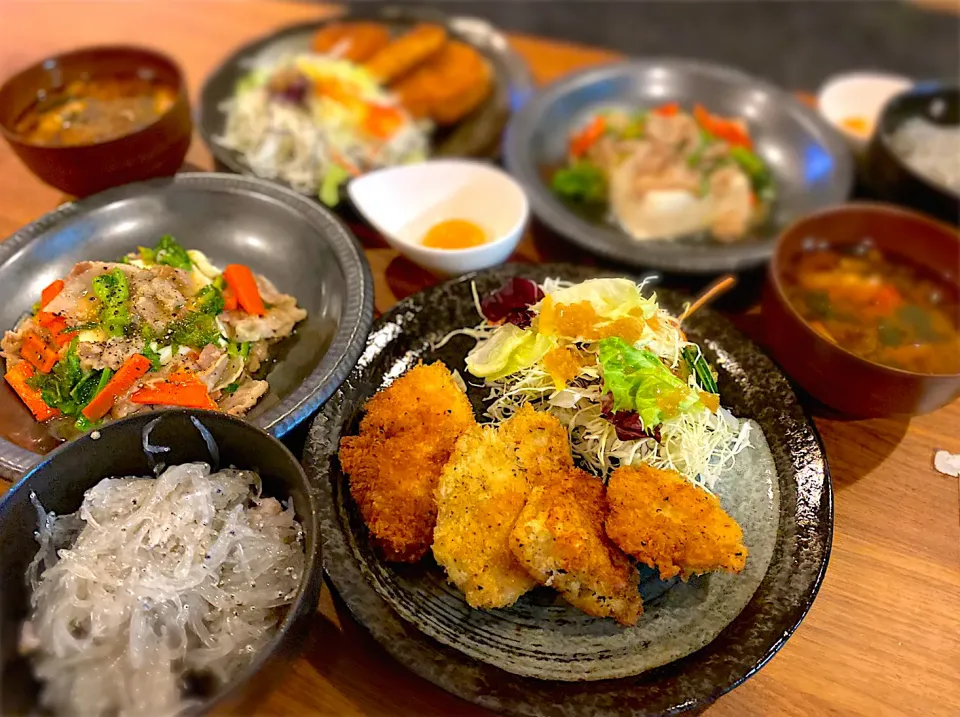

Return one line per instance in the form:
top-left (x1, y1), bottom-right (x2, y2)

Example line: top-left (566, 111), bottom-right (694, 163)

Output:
top-left (198, 6), bottom-right (533, 195)
top-left (503, 60), bottom-right (854, 274)
top-left (305, 263), bottom-right (833, 715)
top-left (0, 173), bottom-right (374, 478)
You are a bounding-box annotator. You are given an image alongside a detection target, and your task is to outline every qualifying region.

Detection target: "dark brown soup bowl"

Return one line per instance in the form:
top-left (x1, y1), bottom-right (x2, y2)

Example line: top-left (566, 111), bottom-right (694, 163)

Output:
top-left (763, 202), bottom-right (960, 417)
top-left (0, 45), bottom-right (192, 197)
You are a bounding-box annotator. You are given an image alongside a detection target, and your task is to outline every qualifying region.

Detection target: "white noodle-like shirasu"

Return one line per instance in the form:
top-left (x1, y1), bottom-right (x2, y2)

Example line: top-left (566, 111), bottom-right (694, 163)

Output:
top-left (21, 463), bottom-right (305, 717)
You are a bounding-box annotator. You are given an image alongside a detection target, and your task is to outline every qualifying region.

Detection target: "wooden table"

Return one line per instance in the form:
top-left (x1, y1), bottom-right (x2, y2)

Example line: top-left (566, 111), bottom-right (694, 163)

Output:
top-left (1, 2), bottom-right (958, 716)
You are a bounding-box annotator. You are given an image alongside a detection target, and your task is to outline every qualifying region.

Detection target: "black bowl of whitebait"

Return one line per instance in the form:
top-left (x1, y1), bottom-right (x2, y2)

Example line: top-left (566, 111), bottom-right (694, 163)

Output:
top-left (0, 409), bottom-right (322, 716)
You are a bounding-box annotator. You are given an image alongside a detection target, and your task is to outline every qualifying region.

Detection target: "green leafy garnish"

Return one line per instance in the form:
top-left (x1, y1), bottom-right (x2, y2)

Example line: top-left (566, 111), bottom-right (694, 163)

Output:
top-left (195, 284), bottom-right (225, 316)
top-left (222, 382), bottom-right (241, 395)
top-left (227, 340), bottom-right (251, 359)
top-left (92, 269), bottom-right (131, 337)
top-left (141, 342), bottom-right (163, 371)
top-left (682, 346), bottom-right (719, 394)
top-left (729, 145), bottom-right (774, 198)
top-left (598, 337), bottom-right (703, 429)
top-left (551, 161), bottom-right (607, 204)
top-left (319, 164), bottom-right (350, 208)
top-left (143, 235), bottom-right (192, 270)
top-left (165, 311), bottom-right (222, 349)
top-left (26, 339), bottom-right (110, 418)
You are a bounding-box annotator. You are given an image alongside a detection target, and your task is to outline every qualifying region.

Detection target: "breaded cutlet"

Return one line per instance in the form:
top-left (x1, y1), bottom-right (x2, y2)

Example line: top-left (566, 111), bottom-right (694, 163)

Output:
top-left (605, 464), bottom-right (748, 580)
top-left (338, 362), bottom-right (476, 562)
top-left (432, 425), bottom-right (537, 609)
top-left (498, 404), bottom-right (573, 486)
top-left (510, 467), bottom-right (642, 625)
top-left (364, 23), bottom-right (447, 83)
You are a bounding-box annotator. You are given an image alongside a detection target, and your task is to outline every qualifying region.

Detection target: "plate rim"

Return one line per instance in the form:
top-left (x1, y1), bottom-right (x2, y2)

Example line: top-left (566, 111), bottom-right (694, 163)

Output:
top-left (305, 262), bottom-right (834, 716)
top-left (0, 172), bottom-right (374, 478)
top-left (502, 58), bottom-right (854, 274)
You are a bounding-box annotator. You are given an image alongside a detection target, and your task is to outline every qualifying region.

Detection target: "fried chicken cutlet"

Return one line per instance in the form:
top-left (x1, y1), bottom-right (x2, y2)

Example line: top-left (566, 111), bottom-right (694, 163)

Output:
top-left (364, 23), bottom-right (448, 83)
top-left (432, 425), bottom-right (537, 609)
top-left (338, 362), bottom-right (475, 562)
top-left (392, 41), bottom-right (493, 125)
top-left (498, 404), bottom-right (573, 486)
top-left (605, 464), bottom-right (748, 580)
top-left (311, 22), bottom-right (391, 63)
top-left (511, 467), bottom-right (642, 625)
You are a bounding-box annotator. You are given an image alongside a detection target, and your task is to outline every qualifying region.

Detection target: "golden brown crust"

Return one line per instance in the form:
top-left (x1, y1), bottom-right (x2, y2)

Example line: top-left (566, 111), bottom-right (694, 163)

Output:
top-left (338, 362), bottom-right (476, 562)
top-left (391, 41), bottom-right (493, 125)
top-left (510, 468), bottom-right (642, 625)
top-left (605, 464), bottom-right (748, 580)
top-left (364, 23), bottom-right (448, 84)
top-left (497, 404), bottom-right (574, 487)
top-left (310, 22), bottom-right (392, 63)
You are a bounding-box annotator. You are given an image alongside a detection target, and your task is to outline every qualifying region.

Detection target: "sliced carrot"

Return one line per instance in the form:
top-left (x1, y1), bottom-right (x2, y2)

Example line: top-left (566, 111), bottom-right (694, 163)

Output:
top-left (873, 284), bottom-right (903, 315)
top-left (20, 333), bottom-right (58, 374)
top-left (223, 264), bottom-right (266, 317)
top-left (37, 314), bottom-right (78, 346)
top-left (653, 102), bottom-right (680, 117)
top-left (4, 362), bottom-right (59, 421)
top-left (131, 370), bottom-right (217, 410)
top-left (40, 279), bottom-right (64, 309)
top-left (363, 104), bottom-right (404, 139)
top-left (222, 285), bottom-right (238, 311)
top-left (569, 115), bottom-right (606, 158)
top-left (81, 353), bottom-right (152, 421)
top-left (35, 311), bottom-right (57, 327)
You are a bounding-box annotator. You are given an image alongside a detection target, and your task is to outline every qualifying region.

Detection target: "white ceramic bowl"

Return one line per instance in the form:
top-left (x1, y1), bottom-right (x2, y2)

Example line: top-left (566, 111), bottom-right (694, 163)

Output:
top-left (817, 71), bottom-right (912, 153)
top-left (347, 159), bottom-right (529, 276)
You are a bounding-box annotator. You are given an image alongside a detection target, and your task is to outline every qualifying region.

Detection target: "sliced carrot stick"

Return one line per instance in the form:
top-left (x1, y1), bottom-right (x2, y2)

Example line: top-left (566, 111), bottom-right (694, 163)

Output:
top-left (222, 285), bottom-right (238, 311)
top-left (4, 362), bottom-right (59, 421)
top-left (131, 371), bottom-right (217, 410)
top-left (223, 264), bottom-right (266, 316)
top-left (20, 333), bottom-right (58, 374)
top-left (569, 115), bottom-right (606, 158)
top-left (653, 102), bottom-right (680, 117)
top-left (81, 353), bottom-right (152, 421)
top-left (40, 279), bottom-right (65, 309)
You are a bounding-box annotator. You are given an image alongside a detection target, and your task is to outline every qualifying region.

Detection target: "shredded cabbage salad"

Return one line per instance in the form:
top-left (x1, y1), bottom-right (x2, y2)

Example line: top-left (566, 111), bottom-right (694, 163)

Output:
top-left (21, 463), bottom-right (305, 717)
top-left (216, 54), bottom-right (429, 205)
top-left (443, 277), bottom-right (752, 490)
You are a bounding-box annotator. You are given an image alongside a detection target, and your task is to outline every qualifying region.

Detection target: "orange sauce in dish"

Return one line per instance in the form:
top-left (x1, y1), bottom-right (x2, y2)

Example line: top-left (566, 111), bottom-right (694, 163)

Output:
top-left (421, 219), bottom-right (487, 250)
top-left (840, 116), bottom-right (873, 137)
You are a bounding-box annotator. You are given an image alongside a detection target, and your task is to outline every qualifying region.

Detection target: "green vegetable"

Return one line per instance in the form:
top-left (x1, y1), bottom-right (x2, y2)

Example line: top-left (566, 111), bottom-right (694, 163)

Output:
top-left (896, 304), bottom-right (941, 342)
top-left (878, 322), bottom-right (904, 347)
top-left (729, 145), bottom-right (774, 197)
top-left (682, 346), bottom-right (719, 394)
top-left (320, 164), bottom-right (350, 208)
top-left (551, 161), bottom-right (606, 204)
top-left (31, 302), bottom-right (41, 316)
top-left (222, 382), bottom-right (241, 395)
top-left (195, 285), bottom-right (225, 316)
top-left (142, 235), bottom-right (192, 270)
top-left (213, 275), bottom-right (227, 291)
top-left (166, 311), bottom-right (222, 349)
top-left (236, 68), bottom-right (270, 94)
top-left (70, 321), bottom-right (101, 333)
top-left (621, 111), bottom-right (647, 139)
top-left (227, 341), bottom-right (251, 359)
top-left (26, 339), bottom-right (111, 418)
top-left (598, 337), bottom-right (703, 429)
top-left (92, 269), bottom-right (131, 337)
top-left (466, 324), bottom-right (556, 380)
top-left (141, 342), bottom-right (163, 371)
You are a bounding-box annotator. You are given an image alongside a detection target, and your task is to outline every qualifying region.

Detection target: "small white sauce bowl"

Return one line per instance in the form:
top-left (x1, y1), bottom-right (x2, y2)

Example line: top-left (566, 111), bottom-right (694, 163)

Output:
top-left (348, 159), bottom-right (529, 276)
top-left (817, 71), bottom-right (913, 153)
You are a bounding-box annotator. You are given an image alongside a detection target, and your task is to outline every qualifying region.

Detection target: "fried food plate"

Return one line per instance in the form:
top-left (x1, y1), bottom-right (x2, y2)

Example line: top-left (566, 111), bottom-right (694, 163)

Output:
top-left (199, 7), bottom-right (531, 196)
top-left (305, 264), bottom-right (833, 715)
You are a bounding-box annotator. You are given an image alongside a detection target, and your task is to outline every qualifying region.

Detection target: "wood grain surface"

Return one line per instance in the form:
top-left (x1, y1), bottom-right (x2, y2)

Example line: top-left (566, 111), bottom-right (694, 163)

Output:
top-left (0, 2), bottom-right (958, 716)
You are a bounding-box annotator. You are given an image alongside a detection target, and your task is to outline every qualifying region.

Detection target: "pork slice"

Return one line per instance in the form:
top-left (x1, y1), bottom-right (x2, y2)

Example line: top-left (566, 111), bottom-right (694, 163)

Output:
top-left (708, 165), bottom-right (754, 242)
top-left (78, 337), bottom-right (145, 372)
top-left (218, 379), bottom-right (269, 416)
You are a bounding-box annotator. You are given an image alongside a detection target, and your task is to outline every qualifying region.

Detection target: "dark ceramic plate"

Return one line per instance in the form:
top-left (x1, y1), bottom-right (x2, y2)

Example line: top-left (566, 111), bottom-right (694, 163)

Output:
top-left (0, 173), bottom-right (374, 477)
top-left (305, 263), bottom-right (833, 715)
top-left (198, 6), bottom-right (533, 196)
top-left (503, 60), bottom-right (854, 274)
top-left (0, 410), bottom-right (324, 716)
top-left (864, 82), bottom-right (960, 225)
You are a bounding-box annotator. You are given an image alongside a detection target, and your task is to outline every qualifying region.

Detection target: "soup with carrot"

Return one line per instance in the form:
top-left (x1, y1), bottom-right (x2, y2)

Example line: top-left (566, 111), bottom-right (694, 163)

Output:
top-left (783, 238), bottom-right (960, 374)
top-left (14, 74), bottom-right (176, 147)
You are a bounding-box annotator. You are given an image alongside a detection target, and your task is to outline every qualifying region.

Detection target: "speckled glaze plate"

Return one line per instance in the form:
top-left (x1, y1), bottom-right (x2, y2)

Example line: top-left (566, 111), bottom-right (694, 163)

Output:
top-left (305, 263), bottom-right (832, 715)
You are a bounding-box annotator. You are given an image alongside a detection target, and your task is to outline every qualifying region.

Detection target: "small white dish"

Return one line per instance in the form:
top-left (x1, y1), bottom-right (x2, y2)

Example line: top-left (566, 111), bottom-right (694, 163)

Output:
top-left (347, 159), bottom-right (529, 276)
top-left (817, 71), bottom-right (912, 153)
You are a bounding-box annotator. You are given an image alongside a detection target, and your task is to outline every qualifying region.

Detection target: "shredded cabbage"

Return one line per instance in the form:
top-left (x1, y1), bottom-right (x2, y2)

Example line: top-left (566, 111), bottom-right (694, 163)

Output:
top-left (21, 463), bottom-right (305, 717)
top-left (452, 277), bottom-right (751, 490)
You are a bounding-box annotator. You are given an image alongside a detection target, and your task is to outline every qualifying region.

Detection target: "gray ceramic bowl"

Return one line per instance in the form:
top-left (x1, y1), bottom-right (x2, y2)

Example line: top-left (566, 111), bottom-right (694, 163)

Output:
top-left (504, 59), bottom-right (854, 274)
top-left (0, 173), bottom-right (373, 477)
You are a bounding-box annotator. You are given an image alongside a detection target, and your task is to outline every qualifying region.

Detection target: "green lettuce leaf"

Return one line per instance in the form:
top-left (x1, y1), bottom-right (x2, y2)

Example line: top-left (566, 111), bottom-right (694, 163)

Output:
top-left (547, 278), bottom-right (657, 322)
top-left (466, 324), bottom-right (556, 381)
top-left (598, 337), bottom-right (702, 429)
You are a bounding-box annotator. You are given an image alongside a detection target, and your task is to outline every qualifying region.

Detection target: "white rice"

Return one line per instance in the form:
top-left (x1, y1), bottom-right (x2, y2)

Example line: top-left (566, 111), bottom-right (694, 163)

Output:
top-left (889, 117), bottom-right (960, 193)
